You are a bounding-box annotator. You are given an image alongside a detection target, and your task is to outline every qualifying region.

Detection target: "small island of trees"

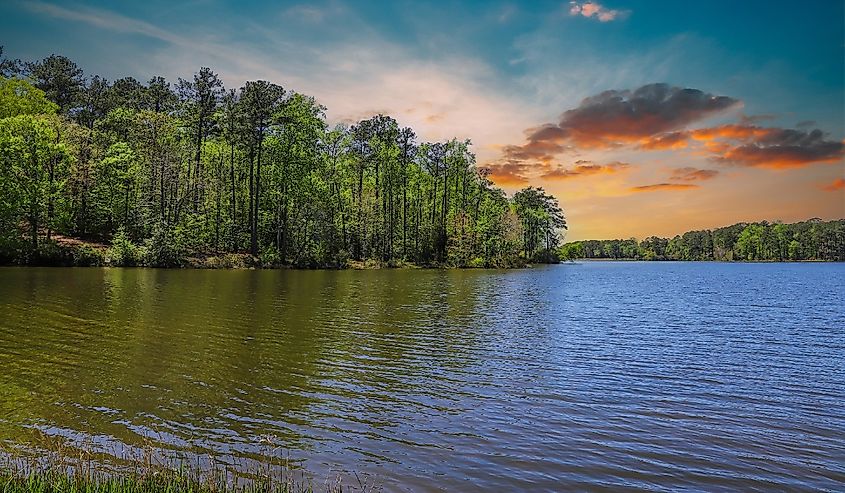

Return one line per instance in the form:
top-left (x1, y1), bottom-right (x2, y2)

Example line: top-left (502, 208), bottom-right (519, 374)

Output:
top-left (0, 48), bottom-right (566, 268)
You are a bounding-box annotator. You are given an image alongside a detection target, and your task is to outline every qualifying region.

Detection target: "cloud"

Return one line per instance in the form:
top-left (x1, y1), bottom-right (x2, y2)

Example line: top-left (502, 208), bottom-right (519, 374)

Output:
top-left (283, 5), bottom-right (332, 23)
top-left (669, 167), bottom-right (719, 181)
top-left (630, 183), bottom-right (700, 192)
top-left (22, 1), bottom-right (541, 170)
top-left (499, 83), bottom-right (740, 165)
top-left (738, 113), bottom-right (777, 125)
top-left (639, 131), bottom-right (689, 150)
top-left (541, 160), bottom-right (630, 179)
top-left (487, 162), bottom-right (531, 185)
top-left (706, 127), bottom-right (845, 169)
top-left (23, 0), bottom-right (181, 43)
top-left (821, 178), bottom-right (845, 192)
top-left (568, 1), bottom-right (630, 22)
top-left (556, 84), bottom-right (740, 148)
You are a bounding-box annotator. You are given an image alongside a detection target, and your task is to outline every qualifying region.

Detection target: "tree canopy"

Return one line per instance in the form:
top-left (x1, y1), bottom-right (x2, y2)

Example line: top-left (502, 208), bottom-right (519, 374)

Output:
top-left (0, 48), bottom-right (566, 268)
top-left (561, 219), bottom-right (845, 262)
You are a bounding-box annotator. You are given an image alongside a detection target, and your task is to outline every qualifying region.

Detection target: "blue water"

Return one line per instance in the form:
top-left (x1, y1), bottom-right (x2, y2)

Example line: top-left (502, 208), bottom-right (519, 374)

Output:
top-left (0, 262), bottom-right (843, 491)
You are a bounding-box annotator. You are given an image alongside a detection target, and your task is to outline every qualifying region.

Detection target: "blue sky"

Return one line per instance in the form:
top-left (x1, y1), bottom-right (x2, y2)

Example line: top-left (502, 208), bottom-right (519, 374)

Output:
top-left (2, 0), bottom-right (843, 239)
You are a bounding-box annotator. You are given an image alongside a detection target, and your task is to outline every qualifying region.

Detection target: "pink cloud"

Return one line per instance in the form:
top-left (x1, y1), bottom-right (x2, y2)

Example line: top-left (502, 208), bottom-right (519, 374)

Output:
top-left (569, 1), bottom-right (629, 22)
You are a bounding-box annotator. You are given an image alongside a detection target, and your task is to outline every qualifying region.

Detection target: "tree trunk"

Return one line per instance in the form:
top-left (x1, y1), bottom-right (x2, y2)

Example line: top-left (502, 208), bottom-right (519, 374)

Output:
top-left (230, 143), bottom-right (236, 251)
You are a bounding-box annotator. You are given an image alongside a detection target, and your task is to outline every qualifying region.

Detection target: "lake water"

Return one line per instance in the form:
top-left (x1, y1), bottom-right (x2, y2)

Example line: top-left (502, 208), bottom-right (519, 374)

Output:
top-left (1, 263), bottom-right (844, 491)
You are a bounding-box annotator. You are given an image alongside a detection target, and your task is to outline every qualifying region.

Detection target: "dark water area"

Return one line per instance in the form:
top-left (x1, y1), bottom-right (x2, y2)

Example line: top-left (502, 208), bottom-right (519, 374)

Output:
top-left (1, 263), bottom-right (843, 491)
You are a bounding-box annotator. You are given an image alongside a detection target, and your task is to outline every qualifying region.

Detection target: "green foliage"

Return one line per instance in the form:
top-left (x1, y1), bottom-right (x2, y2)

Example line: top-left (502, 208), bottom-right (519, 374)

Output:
top-left (561, 219), bottom-right (845, 262)
top-left (559, 241), bottom-right (584, 261)
top-left (0, 77), bottom-right (58, 118)
top-left (513, 187), bottom-right (566, 262)
top-left (73, 244), bottom-right (105, 266)
top-left (108, 227), bottom-right (142, 266)
top-left (0, 51), bottom-right (568, 268)
top-left (144, 222), bottom-right (186, 267)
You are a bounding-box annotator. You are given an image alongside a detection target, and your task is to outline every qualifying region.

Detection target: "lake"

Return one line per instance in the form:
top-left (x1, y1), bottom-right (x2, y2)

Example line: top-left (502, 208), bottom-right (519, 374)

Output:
top-left (1, 263), bottom-right (843, 491)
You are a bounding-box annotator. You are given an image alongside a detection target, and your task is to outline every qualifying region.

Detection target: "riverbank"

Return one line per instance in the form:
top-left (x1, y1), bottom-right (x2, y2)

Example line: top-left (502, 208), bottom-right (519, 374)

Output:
top-left (1, 234), bottom-right (541, 269)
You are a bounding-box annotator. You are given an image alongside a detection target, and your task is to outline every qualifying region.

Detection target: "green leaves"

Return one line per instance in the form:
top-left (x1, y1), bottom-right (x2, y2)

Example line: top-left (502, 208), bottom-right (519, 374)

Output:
top-left (0, 77), bottom-right (58, 118)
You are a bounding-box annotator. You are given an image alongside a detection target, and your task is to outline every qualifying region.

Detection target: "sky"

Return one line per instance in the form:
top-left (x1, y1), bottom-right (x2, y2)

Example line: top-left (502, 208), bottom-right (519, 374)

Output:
top-left (1, 0), bottom-right (843, 240)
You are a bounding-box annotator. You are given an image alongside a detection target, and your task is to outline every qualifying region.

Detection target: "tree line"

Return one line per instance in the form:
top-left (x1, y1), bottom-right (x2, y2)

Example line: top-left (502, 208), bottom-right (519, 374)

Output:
top-left (0, 48), bottom-right (566, 268)
top-left (560, 219), bottom-right (845, 262)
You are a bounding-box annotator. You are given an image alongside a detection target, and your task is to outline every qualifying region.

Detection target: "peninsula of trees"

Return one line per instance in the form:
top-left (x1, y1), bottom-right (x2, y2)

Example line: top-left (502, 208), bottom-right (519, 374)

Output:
top-left (0, 49), bottom-right (566, 268)
top-left (561, 219), bottom-right (845, 262)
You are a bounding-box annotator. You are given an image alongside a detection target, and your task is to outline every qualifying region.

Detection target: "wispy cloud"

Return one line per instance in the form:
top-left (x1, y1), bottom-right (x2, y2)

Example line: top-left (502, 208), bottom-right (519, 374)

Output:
top-left (670, 167), bottom-right (719, 181)
top-left (22, 0), bottom-right (182, 44)
top-left (541, 160), bottom-right (630, 179)
top-left (820, 178), bottom-right (845, 192)
top-left (631, 183), bottom-right (700, 192)
top-left (568, 1), bottom-right (630, 22)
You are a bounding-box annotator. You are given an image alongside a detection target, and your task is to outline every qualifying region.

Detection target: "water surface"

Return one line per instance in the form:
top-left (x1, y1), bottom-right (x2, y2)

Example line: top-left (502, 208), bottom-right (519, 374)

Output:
top-left (1, 263), bottom-right (844, 491)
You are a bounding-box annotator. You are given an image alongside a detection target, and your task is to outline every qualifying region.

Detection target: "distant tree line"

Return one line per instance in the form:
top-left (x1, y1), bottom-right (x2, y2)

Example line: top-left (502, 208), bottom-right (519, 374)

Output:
top-left (560, 219), bottom-right (845, 262)
top-left (0, 48), bottom-right (566, 268)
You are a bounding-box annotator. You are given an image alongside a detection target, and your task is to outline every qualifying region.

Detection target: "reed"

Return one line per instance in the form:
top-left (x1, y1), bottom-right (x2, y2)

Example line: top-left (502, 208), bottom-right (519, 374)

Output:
top-left (0, 434), bottom-right (375, 493)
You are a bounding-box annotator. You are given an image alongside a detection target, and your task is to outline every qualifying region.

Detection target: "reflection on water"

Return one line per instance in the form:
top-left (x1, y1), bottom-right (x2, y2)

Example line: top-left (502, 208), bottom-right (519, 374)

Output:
top-left (1, 263), bottom-right (844, 491)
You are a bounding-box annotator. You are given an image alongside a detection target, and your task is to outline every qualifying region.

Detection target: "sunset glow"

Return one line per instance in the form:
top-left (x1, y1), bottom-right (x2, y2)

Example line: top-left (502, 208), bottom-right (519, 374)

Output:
top-left (3, 0), bottom-right (842, 240)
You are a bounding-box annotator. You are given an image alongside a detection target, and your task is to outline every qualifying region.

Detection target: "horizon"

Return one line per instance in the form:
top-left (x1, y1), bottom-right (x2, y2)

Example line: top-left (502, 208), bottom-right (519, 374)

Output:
top-left (2, 0), bottom-right (843, 241)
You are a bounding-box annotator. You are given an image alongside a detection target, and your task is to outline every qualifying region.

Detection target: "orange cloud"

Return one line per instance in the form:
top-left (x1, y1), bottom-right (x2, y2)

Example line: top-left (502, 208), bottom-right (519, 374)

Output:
top-left (541, 160), bottom-right (631, 180)
top-left (687, 125), bottom-right (844, 169)
top-left (690, 124), bottom-right (773, 141)
top-left (494, 83), bottom-right (740, 168)
top-left (670, 167), bottom-right (719, 181)
top-left (712, 130), bottom-right (844, 168)
top-left (639, 131), bottom-right (690, 150)
top-left (630, 183), bottom-right (700, 192)
top-left (821, 178), bottom-right (845, 192)
top-left (488, 162), bottom-right (530, 185)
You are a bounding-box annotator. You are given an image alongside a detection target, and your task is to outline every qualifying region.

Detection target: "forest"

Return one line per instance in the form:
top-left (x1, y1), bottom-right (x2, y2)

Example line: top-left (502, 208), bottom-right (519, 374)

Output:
top-left (560, 219), bottom-right (845, 262)
top-left (0, 48), bottom-right (566, 268)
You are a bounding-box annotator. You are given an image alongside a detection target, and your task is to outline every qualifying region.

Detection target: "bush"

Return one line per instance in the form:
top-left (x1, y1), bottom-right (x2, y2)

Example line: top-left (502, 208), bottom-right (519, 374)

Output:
top-left (468, 257), bottom-right (486, 268)
top-left (144, 223), bottom-right (186, 268)
top-left (32, 241), bottom-right (75, 266)
top-left (259, 245), bottom-right (282, 268)
top-left (73, 244), bottom-right (105, 266)
top-left (0, 234), bottom-right (24, 264)
top-left (108, 228), bottom-right (141, 266)
top-left (199, 253), bottom-right (252, 269)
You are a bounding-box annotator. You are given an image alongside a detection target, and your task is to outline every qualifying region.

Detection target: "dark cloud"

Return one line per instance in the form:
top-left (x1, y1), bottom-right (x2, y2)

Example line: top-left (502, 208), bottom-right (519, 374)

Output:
top-left (541, 160), bottom-right (630, 180)
top-left (630, 183), bottom-right (700, 192)
top-left (710, 127), bottom-right (844, 169)
top-left (551, 83), bottom-right (740, 148)
top-left (670, 167), bottom-right (719, 181)
top-left (497, 83), bottom-right (740, 168)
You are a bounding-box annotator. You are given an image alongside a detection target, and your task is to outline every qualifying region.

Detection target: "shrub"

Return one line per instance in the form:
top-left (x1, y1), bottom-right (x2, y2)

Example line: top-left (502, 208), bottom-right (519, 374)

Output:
top-left (144, 222), bottom-right (186, 268)
top-left (259, 245), bottom-right (282, 268)
top-left (468, 257), bottom-right (486, 268)
top-left (73, 244), bottom-right (105, 266)
top-left (32, 241), bottom-right (74, 266)
top-left (108, 228), bottom-right (140, 266)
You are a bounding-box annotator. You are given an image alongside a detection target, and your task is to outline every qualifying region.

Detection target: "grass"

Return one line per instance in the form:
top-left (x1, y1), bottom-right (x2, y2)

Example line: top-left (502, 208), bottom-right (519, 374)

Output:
top-left (0, 436), bottom-right (376, 493)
